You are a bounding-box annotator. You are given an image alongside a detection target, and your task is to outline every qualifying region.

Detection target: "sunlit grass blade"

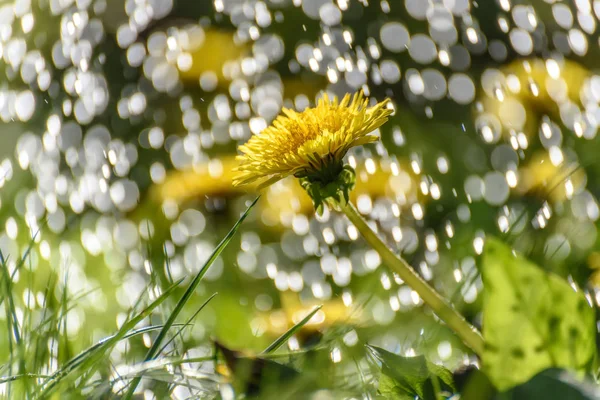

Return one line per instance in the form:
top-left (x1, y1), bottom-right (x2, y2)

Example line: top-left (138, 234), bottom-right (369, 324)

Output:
top-left (0, 374), bottom-right (51, 385)
top-left (34, 278), bottom-right (183, 399)
top-left (155, 292), bottom-right (218, 357)
top-left (121, 196), bottom-right (260, 399)
top-left (115, 372), bottom-right (215, 395)
top-left (32, 274), bottom-right (57, 375)
top-left (112, 359), bottom-right (219, 385)
top-left (76, 322), bottom-right (186, 391)
top-left (58, 268), bottom-right (73, 367)
top-left (0, 249), bottom-right (29, 398)
top-left (0, 230), bottom-right (43, 398)
top-left (262, 305), bottom-right (322, 354)
top-left (130, 293), bottom-right (218, 397)
top-left (503, 163), bottom-right (582, 240)
top-left (11, 237), bottom-right (37, 279)
top-left (0, 251), bottom-right (22, 345)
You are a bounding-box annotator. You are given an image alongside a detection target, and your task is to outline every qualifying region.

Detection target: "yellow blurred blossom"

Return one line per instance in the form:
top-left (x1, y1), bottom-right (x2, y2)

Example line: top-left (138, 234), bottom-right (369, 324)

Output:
top-left (150, 157), bottom-right (248, 204)
top-left (177, 29), bottom-right (249, 87)
top-left (587, 252), bottom-right (600, 288)
top-left (256, 291), bottom-right (362, 337)
top-left (479, 58), bottom-right (590, 139)
top-left (517, 151), bottom-right (585, 202)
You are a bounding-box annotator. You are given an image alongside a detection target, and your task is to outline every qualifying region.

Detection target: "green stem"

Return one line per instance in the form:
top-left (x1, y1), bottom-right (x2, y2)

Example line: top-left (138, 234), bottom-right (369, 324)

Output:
top-left (342, 202), bottom-right (484, 356)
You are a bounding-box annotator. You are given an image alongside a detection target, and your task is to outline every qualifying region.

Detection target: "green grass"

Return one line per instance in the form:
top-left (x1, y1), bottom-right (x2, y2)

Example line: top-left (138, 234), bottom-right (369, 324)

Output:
top-left (0, 196), bottom-right (387, 399)
top-left (1, 190), bottom-right (595, 400)
top-left (0, 198), bottom-right (262, 398)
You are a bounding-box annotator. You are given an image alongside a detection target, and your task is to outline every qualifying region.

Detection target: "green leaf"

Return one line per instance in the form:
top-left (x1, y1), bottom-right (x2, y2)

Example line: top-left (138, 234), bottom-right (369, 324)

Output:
top-left (217, 342), bottom-right (301, 396)
top-left (216, 343), bottom-right (331, 399)
top-left (499, 368), bottom-right (600, 400)
top-left (460, 368), bottom-right (600, 400)
top-left (459, 368), bottom-right (496, 400)
top-left (368, 345), bottom-right (455, 400)
top-left (482, 238), bottom-right (597, 391)
top-left (377, 373), bottom-right (418, 400)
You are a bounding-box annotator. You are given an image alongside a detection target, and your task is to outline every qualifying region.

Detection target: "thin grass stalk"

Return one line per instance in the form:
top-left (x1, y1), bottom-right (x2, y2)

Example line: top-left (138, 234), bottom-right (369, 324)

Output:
top-left (121, 196), bottom-right (259, 399)
top-left (261, 305), bottom-right (322, 354)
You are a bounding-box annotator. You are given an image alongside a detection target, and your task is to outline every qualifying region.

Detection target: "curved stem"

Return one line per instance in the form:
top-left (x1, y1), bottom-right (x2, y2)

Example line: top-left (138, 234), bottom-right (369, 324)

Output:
top-left (342, 201), bottom-right (484, 356)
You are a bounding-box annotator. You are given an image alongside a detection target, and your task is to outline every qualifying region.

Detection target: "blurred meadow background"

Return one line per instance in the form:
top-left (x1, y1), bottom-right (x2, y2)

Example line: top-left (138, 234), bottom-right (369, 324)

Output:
top-left (2, 0), bottom-right (600, 398)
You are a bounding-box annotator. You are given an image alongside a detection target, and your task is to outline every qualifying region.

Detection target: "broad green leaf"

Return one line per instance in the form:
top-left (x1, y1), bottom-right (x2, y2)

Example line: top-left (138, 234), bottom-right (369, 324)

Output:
top-left (482, 238), bottom-right (596, 391)
top-left (460, 368), bottom-right (600, 400)
top-left (368, 345), bottom-right (455, 400)
top-left (216, 343), bottom-right (332, 399)
top-left (459, 368), bottom-right (496, 400)
top-left (217, 342), bottom-right (302, 396)
top-left (377, 373), bottom-right (417, 400)
top-left (500, 368), bottom-right (600, 400)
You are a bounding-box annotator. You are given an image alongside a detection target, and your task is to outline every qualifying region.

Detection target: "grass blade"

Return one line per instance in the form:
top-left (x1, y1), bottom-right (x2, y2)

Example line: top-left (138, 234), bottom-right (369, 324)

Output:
top-left (0, 250), bottom-right (29, 398)
top-left (35, 278), bottom-right (183, 399)
top-left (121, 196), bottom-right (259, 399)
top-left (261, 305), bottom-right (322, 354)
top-left (0, 374), bottom-right (51, 385)
top-left (155, 292), bottom-right (218, 357)
top-left (0, 251), bottom-right (22, 346)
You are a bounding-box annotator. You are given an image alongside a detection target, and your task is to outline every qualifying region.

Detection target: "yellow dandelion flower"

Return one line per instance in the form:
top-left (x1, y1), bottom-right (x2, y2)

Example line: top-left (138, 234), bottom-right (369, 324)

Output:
top-left (233, 91), bottom-right (392, 188)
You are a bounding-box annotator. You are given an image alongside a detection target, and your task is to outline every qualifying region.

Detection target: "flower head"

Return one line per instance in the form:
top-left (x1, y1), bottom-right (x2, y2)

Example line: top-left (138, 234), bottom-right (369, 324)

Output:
top-left (233, 91), bottom-right (392, 188)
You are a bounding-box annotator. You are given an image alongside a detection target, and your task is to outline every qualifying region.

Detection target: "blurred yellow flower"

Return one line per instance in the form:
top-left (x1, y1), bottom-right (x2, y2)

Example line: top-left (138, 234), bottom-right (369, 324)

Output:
top-left (177, 29), bottom-right (249, 87)
top-left (479, 58), bottom-right (590, 139)
top-left (257, 291), bottom-right (362, 337)
top-left (151, 157), bottom-right (247, 204)
top-left (233, 91), bottom-right (392, 188)
top-left (588, 252), bottom-right (600, 289)
top-left (517, 151), bottom-right (585, 202)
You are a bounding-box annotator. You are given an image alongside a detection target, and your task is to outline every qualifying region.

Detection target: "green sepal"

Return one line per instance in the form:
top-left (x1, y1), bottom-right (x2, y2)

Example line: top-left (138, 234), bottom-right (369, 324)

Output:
top-left (298, 165), bottom-right (356, 216)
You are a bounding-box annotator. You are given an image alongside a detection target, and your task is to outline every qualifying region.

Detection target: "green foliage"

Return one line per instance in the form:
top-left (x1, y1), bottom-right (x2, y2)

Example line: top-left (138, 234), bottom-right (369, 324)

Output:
top-left (367, 345), bottom-right (455, 399)
top-left (215, 306), bottom-right (332, 398)
top-left (460, 368), bottom-right (600, 400)
top-left (498, 368), bottom-right (600, 400)
top-left (217, 342), bottom-right (304, 398)
top-left (458, 367), bottom-right (497, 400)
top-left (0, 198), bottom-right (261, 398)
top-left (481, 238), bottom-right (597, 391)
